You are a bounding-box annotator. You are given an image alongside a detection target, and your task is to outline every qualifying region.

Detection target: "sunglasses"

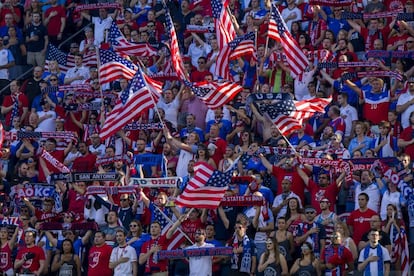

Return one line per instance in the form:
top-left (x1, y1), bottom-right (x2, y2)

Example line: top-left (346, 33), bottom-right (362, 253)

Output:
top-left (120, 198), bottom-right (128, 201)
top-left (129, 224), bottom-right (138, 227)
top-left (50, 79), bottom-right (58, 81)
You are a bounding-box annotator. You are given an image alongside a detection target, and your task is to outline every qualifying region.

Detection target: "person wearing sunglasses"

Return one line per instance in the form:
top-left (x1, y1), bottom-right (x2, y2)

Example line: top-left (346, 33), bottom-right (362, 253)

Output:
top-left (229, 220), bottom-right (256, 275)
top-left (320, 231), bottom-right (354, 276)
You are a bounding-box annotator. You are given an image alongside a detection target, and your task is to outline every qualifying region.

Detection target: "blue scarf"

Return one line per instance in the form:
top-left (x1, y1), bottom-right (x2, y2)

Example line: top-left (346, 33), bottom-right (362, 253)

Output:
top-left (363, 244), bottom-right (383, 275)
top-left (324, 245), bottom-right (344, 275)
top-left (231, 234), bottom-right (252, 273)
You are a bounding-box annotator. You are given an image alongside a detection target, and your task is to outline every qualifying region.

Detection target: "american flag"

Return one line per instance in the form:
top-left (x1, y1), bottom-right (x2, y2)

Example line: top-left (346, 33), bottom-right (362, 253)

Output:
top-left (99, 67), bottom-right (162, 140)
top-left (268, 4), bottom-right (308, 78)
top-left (175, 161), bottom-right (235, 209)
top-left (184, 80), bottom-right (242, 109)
top-left (98, 49), bottom-right (138, 85)
top-left (108, 21), bottom-right (157, 57)
top-left (153, 206), bottom-right (186, 250)
top-left (228, 32), bottom-right (256, 61)
top-left (392, 228), bottom-right (409, 275)
top-left (45, 44), bottom-right (97, 73)
top-left (212, 0), bottom-right (236, 79)
top-left (261, 94), bottom-right (331, 136)
top-left (164, 6), bottom-right (188, 81)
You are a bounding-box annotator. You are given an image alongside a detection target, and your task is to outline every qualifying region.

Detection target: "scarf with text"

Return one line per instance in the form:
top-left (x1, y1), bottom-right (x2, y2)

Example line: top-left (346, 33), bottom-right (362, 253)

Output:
top-left (309, 0), bottom-right (352, 6)
top-left (75, 3), bottom-right (121, 12)
top-left (231, 234), bottom-right (253, 273)
top-left (86, 185), bottom-right (138, 195)
top-left (51, 172), bottom-right (119, 182)
top-left (96, 154), bottom-right (133, 166)
top-left (5, 131), bottom-right (77, 142)
top-left (341, 71), bottom-right (403, 81)
top-left (10, 184), bottom-right (56, 199)
top-left (59, 84), bottom-right (91, 92)
top-left (123, 122), bottom-right (163, 130)
top-left (367, 50), bottom-right (414, 59)
top-left (158, 246), bottom-right (232, 259)
top-left (40, 149), bottom-right (70, 173)
top-left (317, 61), bottom-right (379, 69)
top-left (341, 10), bottom-right (404, 20)
top-left (40, 221), bottom-right (98, 230)
top-left (130, 177), bottom-right (181, 188)
top-left (220, 195), bottom-right (264, 206)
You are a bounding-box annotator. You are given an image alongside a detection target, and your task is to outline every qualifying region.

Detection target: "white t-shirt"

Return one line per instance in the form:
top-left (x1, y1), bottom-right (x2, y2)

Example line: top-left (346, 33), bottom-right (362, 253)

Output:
top-left (157, 96), bottom-right (180, 128)
top-left (92, 16), bottom-right (113, 45)
top-left (36, 110), bottom-right (56, 132)
top-left (65, 66), bottom-right (90, 85)
top-left (358, 244), bottom-right (391, 276)
top-left (396, 92), bottom-right (414, 129)
top-left (340, 104), bottom-right (358, 137)
top-left (281, 6), bottom-right (302, 31)
top-left (188, 242), bottom-right (214, 276)
top-left (272, 192), bottom-right (302, 219)
top-left (109, 245), bottom-right (137, 276)
top-left (0, 48), bottom-right (14, 80)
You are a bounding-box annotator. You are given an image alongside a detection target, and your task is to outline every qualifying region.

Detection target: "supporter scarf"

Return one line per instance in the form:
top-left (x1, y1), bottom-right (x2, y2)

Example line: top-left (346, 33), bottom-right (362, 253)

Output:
top-left (367, 50), bottom-right (414, 59)
top-left (0, 217), bottom-right (20, 226)
top-left (65, 102), bottom-right (103, 111)
top-left (185, 24), bottom-right (215, 34)
top-left (309, 0), bottom-right (352, 6)
top-left (317, 61), bottom-right (379, 69)
top-left (75, 3), bottom-right (121, 12)
top-left (363, 245), bottom-right (383, 275)
top-left (260, 146), bottom-right (326, 158)
top-left (74, 91), bottom-right (116, 99)
top-left (158, 247), bottom-right (232, 260)
top-left (51, 172), bottom-right (119, 182)
top-left (300, 157), bottom-right (352, 182)
top-left (96, 154), bottom-right (133, 166)
top-left (123, 122), bottom-right (163, 130)
top-left (231, 234), bottom-right (252, 273)
top-left (86, 185), bottom-right (137, 195)
top-left (40, 221), bottom-right (99, 230)
top-left (10, 184), bottom-right (55, 199)
top-left (11, 95), bottom-right (19, 125)
top-left (59, 84), bottom-right (91, 91)
top-left (231, 176), bottom-right (255, 185)
top-left (341, 10), bottom-right (402, 20)
top-left (130, 177), bottom-right (181, 188)
top-left (5, 131), bottom-right (78, 142)
top-left (134, 153), bottom-right (163, 166)
top-left (341, 71), bottom-right (403, 81)
top-left (220, 195), bottom-right (264, 206)
top-left (40, 149), bottom-right (70, 173)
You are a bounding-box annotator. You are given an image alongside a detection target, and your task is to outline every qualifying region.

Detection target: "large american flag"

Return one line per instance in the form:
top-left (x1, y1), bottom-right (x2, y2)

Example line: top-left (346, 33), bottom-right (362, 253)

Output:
top-left (261, 94), bottom-right (331, 136)
top-left (99, 67), bottom-right (162, 140)
top-left (268, 4), bottom-right (308, 78)
top-left (228, 32), bottom-right (256, 61)
top-left (98, 49), bottom-right (138, 85)
top-left (175, 161), bottom-right (235, 209)
top-left (212, 0), bottom-right (236, 79)
top-left (164, 5), bottom-right (188, 81)
top-left (184, 80), bottom-right (242, 109)
top-left (108, 21), bottom-right (157, 57)
top-left (45, 44), bottom-right (97, 73)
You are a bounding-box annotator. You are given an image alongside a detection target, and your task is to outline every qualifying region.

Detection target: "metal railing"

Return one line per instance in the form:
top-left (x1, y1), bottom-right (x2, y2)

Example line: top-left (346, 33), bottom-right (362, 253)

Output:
top-left (58, 22), bottom-right (93, 49)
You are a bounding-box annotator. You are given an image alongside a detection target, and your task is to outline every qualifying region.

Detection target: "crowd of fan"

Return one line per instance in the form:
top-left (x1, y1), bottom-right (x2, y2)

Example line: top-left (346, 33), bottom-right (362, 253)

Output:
top-left (0, 0), bottom-right (414, 275)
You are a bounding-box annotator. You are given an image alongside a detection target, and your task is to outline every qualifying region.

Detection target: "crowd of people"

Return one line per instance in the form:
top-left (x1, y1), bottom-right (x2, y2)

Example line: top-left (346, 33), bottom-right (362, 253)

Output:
top-left (0, 0), bottom-right (413, 275)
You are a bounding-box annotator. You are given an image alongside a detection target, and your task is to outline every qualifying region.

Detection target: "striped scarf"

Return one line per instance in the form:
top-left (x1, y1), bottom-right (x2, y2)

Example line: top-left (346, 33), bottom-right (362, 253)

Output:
top-left (363, 244), bottom-right (383, 275)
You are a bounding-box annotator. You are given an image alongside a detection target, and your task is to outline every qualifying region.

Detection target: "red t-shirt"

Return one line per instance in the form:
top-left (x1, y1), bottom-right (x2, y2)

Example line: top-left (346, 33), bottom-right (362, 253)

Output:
top-left (321, 245), bottom-right (354, 276)
top-left (44, 5), bottom-right (66, 36)
top-left (72, 153), bottom-right (97, 172)
top-left (181, 218), bottom-right (205, 242)
top-left (346, 208), bottom-right (377, 245)
top-left (400, 127), bottom-right (414, 160)
top-left (88, 244), bottom-right (113, 276)
top-left (141, 236), bottom-right (168, 273)
top-left (34, 209), bottom-right (60, 222)
top-left (16, 245), bottom-right (45, 274)
top-left (206, 138), bottom-right (227, 167)
top-left (272, 166), bottom-right (306, 203)
top-left (0, 242), bottom-right (13, 271)
top-left (2, 93), bottom-right (29, 126)
top-left (67, 189), bottom-right (87, 216)
top-left (308, 180), bottom-right (339, 213)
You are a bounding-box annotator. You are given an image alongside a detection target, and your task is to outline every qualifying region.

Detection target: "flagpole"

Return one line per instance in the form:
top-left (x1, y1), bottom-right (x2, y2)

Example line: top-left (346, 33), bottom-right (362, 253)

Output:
top-left (154, 205), bottom-right (194, 245)
top-left (263, 112), bottom-right (298, 154)
top-left (255, 29), bottom-right (260, 93)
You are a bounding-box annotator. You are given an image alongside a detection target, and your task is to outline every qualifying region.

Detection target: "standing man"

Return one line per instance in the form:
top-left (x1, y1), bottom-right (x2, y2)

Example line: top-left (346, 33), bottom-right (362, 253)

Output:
top-left (43, 0), bottom-right (66, 45)
top-left (0, 36), bottom-right (14, 90)
top-left (81, 8), bottom-right (119, 45)
top-left (229, 220), bottom-right (256, 275)
top-left (64, 54), bottom-right (90, 85)
top-left (358, 229), bottom-right (391, 276)
top-left (396, 77), bottom-right (414, 130)
top-left (14, 230), bottom-right (46, 276)
top-left (25, 12), bottom-right (48, 67)
top-left (88, 231), bottom-right (113, 276)
top-left (109, 230), bottom-right (138, 276)
top-left (187, 228), bottom-right (214, 276)
top-left (320, 231), bottom-right (354, 276)
top-left (1, 79), bottom-right (28, 128)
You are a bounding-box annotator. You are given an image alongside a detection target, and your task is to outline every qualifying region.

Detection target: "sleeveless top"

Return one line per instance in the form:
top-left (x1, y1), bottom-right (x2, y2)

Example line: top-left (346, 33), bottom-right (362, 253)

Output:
top-left (278, 234), bottom-right (292, 262)
top-left (294, 261), bottom-right (317, 276)
top-left (263, 262), bottom-right (282, 276)
top-left (58, 254), bottom-right (78, 276)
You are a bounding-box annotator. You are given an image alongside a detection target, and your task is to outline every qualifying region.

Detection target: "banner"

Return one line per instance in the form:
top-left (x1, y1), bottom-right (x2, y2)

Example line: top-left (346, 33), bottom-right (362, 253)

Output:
top-left (10, 184), bottom-right (56, 199)
top-left (220, 195), bottom-right (264, 206)
top-left (59, 84), bottom-right (91, 91)
top-left (130, 177), bottom-right (181, 188)
top-left (158, 247), bottom-right (233, 260)
top-left (0, 216), bottom-right (20, 226)
top-left (134, 153), bottom-right (163, 166)
top-left (51, 172), bottom-right (120, 182)
top-left (64, 102), bottom-right (107, 111)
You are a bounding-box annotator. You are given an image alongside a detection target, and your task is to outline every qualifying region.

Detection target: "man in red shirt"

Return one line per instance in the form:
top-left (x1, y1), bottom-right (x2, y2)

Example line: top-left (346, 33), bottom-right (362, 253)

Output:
top-left (43, 0), bottom-right (66, 45)
top-left (23, 197), bottom-right (59, 222)
top-left (14, 230), bottom-right (45, 276)
top-left (321, 231), bottom-right (354, 276)
top-left (139, 221), bottom-right (168, 275)
top-left (347, 192), bottom-right (378, 245)
top-left (88, 231), bottom-right (114, 276)
top-left (71, 141), bottom-right (97, 172)
top-left (1, 79), bottom-right (29, 127)
top-left (38, 137), bottom-right (71, 182)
